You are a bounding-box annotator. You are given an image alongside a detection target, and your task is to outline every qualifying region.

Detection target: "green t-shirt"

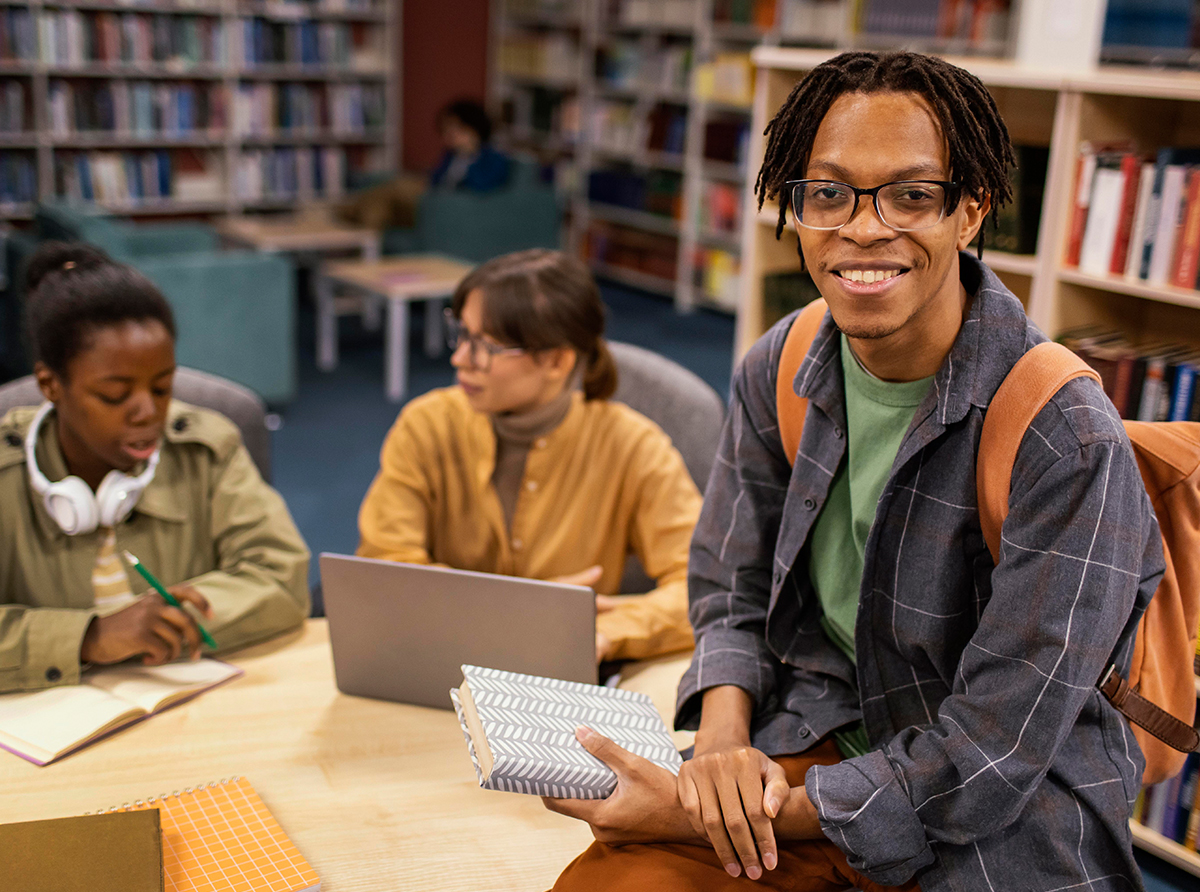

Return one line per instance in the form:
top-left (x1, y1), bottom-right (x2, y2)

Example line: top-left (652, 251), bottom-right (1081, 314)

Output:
top-left (807, 334), bottom-right (933, 756)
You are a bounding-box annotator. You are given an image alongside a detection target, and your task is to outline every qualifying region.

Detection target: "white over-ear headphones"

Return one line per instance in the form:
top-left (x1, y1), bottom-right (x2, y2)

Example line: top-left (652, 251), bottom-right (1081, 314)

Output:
top-left (25, 402), bottom-right (161, 536)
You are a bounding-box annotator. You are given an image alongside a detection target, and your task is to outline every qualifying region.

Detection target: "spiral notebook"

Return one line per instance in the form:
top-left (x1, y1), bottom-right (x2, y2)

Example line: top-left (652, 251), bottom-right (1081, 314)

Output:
top-left (93, 776), bottom-right (320, 892)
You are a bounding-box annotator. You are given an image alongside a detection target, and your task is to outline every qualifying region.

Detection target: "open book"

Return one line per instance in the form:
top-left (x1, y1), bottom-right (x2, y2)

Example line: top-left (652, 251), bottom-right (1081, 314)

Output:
top-left (0, 659), bottom-right (242, 766)
top-left (452, 664), bottom-right (682, 799)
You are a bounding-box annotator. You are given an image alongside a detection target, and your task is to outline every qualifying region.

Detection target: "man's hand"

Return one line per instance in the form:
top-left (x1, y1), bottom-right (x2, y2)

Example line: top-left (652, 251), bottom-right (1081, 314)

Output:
top-left (542, 726), bottom-right (704, 846)
top-left (80, 588), bottom-right (213, 666)
top-left (677, 742), bottom-right (790, 880)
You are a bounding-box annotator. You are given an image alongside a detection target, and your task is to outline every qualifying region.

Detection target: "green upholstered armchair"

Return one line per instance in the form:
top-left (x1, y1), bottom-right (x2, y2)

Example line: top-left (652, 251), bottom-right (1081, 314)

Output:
top-left (354, 158), bottom-right (562, 261)
top-left (30, 203), bottom-right (297, 406)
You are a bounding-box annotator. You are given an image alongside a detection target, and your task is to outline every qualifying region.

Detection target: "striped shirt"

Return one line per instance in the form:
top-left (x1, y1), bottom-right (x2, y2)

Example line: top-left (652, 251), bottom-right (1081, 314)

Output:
top-left (93, 527), bottom-right (136, 613)
top-left (676, 253), bottom-right (1164, 891)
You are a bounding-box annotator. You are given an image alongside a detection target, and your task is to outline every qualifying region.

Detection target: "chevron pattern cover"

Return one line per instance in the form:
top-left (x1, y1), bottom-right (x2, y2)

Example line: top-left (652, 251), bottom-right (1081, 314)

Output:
top-left (451, 664), bottom-right (683, 799)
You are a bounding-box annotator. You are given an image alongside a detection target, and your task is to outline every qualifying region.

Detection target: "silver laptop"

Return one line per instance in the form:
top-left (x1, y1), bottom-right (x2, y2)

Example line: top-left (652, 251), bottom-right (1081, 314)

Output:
top-left (319, 553), bottom-right (598, 708)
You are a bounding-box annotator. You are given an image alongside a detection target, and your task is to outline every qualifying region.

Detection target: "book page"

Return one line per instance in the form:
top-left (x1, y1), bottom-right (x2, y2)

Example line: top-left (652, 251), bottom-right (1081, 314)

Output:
top-left (84, 659), bottom-right (241, 714)
top-left (0, 685), bottom-right (144, 764)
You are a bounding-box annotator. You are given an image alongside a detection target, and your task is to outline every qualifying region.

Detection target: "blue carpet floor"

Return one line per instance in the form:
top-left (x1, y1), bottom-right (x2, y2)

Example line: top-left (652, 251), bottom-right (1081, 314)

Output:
top-left (270, 282), bottom-right (1195, 892)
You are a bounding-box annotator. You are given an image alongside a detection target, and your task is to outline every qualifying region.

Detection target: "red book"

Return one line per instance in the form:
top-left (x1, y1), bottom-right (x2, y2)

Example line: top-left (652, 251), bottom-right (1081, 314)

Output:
top-left (1109, 153), bottom-right (1142, 275)
top-left (1065, 148), bottom-right (1095, 267)
top-left (1172, 167), bottom-right (1200, 288)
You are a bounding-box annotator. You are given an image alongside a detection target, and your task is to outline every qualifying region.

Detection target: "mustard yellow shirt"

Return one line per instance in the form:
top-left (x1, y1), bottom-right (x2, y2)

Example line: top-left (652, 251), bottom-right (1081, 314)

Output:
top-left (357, 387), bottom-right (701, 661)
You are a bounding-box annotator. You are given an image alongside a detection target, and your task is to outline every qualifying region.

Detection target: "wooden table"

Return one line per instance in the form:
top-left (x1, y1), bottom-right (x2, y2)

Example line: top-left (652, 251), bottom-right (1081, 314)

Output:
top-left (317, 255), bottom-right (475, 402)
top-left (215, 215), bottom-right (381, 261)
top-left (0, 621), bottom-right (595, 891)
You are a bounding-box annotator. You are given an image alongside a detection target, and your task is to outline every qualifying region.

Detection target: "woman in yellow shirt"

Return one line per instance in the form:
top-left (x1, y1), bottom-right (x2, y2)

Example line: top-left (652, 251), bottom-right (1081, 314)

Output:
top-left (357, 249), bottom-right (702, 662)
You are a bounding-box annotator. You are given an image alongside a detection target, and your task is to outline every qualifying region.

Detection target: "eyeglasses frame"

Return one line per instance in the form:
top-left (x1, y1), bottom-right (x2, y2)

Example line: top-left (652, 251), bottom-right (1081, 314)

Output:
top-left (443, 308), bottom-right (528, 371)
top-left (784, 178), bottom-right (962, 232)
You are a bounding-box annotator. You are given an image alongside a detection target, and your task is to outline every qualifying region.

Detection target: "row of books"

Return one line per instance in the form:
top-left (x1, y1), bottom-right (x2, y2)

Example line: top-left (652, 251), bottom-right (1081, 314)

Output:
top-left (713, 0), bottom-right (777, 29)
top-left (698, 180), bottom-right (741, 236)
top-left (232, 81), bottom-right (382, 134)
top-left (991, 143), bottom-right (1048, 256)
top-left (498, 32), bottom-right (577, 83)
top-left (858, 0), bottom-right (1011, 46)
top-left (1066, 143), bottom-right (1200, 291)
top-left (233, 144), bottom-right (345, 201)
top-left (38, 10), bottom-right (224, 67)
top-left (505, 89), bottom-right (580, 144)
top-left (1061, 329), bottom-right (1200, 423)
top-left (694, 53), bottom-right (754, 109)
top-left (610, 0), bottom-right (698, 29)
top-left (236, 16), bottom-right (355, 66)
top-left (48, 79), bottom-right (225, 136)
top-left (778, 1), bottom-right (848, 43)
top-left (588, 168), bottom-right (682, 219)
top-left (1102, 0), bottom-right (1194, 55)
top-left (0, 7), bottom-right (36, 62)
top-left (0, 151), bottom-right (36, 205)
top-left (704, 119), bottom-right (750, 167)
top-left (55, 149), bottom-right (182, 203)
top-left (0, 81), bottom-right (27, 133)
top-left (694, 246), bottom-right (740, 309)
top-left (1134, 752), bottom-right (1200, 852)
top-left (247, 0), bottom-right (383, 14)
top-left (597, 40), bottom-right (692, 96)
top-left (585, 220), bottom-right (678, 282)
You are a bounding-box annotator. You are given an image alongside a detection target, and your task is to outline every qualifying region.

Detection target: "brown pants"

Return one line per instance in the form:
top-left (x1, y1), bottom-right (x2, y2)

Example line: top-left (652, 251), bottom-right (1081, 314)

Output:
top-left (550, 741), bottom-right (921, 892)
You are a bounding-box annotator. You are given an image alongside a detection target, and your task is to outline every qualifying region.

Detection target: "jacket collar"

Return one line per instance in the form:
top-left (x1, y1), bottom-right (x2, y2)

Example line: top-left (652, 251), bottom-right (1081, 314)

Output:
top-left (794, 252), bottom-right (1036, 435)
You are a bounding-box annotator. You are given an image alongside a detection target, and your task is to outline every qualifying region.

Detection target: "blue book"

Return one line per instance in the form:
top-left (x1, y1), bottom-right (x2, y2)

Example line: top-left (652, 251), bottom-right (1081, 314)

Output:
top-left (76, 155), bottom-right (93, 202)
top-left (1168, 361), bottom-right (1198, 421)
top-left (155, 150), bottom-right (170, 197)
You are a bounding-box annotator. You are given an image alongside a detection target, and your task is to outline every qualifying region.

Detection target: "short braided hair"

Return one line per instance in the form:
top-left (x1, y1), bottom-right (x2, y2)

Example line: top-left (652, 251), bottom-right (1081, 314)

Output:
top-left (755, 51), bottom-right (1016, 255)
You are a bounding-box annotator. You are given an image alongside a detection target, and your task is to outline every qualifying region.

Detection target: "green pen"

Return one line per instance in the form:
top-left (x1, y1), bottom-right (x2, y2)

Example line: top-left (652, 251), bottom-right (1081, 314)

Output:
top-left (122, 550), bottom-right (218, 651)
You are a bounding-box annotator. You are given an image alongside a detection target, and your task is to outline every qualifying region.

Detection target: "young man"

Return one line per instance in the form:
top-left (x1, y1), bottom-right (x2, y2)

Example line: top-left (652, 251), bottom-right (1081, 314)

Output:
top-left (544, 51), bottom-right (1164, 891)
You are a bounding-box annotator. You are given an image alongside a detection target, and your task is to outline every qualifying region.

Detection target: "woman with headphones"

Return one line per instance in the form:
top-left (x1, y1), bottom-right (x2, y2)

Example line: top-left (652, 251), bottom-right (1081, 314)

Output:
top-left (0, 242), bottom-right (310, 694)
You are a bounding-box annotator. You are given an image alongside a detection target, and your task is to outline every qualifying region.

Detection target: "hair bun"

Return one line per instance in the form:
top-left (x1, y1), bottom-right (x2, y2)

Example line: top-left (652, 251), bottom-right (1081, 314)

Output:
top-left (24, 241), bottom-right (112, 295)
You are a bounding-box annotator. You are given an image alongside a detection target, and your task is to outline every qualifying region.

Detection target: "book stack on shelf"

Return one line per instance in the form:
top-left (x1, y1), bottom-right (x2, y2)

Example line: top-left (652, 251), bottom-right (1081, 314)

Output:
top-left (38, 9), bottom-right (226, 70)
top-left (1132, 746), bottom-right (1200, 863)
top-left (1066, 143), bottom-right (1200, 294)
top-left (0, 0), bottom-right (394, 218)
top-left (1060, 328), bottom-right (1200, 424)
top-left (611, 0), bottom-right (697, 29)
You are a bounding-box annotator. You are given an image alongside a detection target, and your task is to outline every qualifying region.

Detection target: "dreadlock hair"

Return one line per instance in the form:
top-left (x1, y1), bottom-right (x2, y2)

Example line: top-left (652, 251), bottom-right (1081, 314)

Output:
top-left (755, 51), bottom-right (1015, 258)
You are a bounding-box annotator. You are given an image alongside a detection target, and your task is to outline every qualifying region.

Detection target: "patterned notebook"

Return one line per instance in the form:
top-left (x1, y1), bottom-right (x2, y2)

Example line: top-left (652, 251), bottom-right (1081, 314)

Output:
top-left (92, 777), bottom-right (319, 892)
top-left (451, 664), bottom-right (683, 799)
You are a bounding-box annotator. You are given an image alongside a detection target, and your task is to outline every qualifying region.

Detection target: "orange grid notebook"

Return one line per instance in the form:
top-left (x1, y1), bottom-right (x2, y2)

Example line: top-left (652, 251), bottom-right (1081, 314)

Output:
top-left (94, 777), bottom-right (320, 892)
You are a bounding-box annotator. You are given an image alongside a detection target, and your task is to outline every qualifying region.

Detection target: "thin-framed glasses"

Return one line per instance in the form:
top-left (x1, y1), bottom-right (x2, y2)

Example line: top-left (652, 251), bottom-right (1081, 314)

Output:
top-left (443, 308), bottom-right (527, 371)
top-left (786, 179), bottom-right (960, 232)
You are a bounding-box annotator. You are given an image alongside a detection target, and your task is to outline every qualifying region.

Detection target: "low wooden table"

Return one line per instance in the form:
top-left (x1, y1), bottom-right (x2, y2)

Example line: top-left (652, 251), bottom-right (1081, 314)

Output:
top-left (216, 215), bottom-right (381, 260)
top-left (0, 621), bottom-right (595, 891)
top-left (317, 255), bottom-right (475, 401)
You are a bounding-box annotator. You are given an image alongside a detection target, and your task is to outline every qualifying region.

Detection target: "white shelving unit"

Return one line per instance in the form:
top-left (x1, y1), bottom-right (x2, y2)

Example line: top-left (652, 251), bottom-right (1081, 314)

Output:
top-left (0, 0), bottom-right (397, 219)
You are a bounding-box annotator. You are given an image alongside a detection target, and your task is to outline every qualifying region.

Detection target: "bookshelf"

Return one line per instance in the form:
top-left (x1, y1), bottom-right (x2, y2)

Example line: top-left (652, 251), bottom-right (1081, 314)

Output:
top-left (488, 0), bottom-right (1023, 314)
top-left (0, 0), bottom-right (397, 219)
top-left (740, 44), bottom-right (1200, 875)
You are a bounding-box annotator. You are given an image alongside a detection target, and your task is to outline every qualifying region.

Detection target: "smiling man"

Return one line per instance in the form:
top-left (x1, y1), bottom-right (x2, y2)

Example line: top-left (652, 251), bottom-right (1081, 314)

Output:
top-left (544, 52), bottom-right (1164, 892)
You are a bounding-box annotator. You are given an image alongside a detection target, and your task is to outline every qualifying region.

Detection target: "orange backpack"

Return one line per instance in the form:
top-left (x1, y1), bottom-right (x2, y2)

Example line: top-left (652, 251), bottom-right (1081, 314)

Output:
top-left (777, 299), bottom-right (1200, 784)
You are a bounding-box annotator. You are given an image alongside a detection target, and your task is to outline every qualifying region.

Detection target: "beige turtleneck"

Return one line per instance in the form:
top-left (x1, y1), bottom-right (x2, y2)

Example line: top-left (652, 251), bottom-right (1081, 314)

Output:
top-left (490, 383), bottom-right (575, 531)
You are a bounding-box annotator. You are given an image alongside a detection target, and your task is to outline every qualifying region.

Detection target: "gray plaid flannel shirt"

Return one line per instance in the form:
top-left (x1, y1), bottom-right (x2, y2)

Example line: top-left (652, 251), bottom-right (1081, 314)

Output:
top-left (676, 254), bottom-right (1164, 891)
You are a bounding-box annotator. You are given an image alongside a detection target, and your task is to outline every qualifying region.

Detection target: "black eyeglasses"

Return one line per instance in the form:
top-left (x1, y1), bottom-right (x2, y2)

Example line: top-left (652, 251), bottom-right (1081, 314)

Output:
top-left (786, 179), bottom-right (960, 232)
top-left (443, 309), bottom-right (526, 371)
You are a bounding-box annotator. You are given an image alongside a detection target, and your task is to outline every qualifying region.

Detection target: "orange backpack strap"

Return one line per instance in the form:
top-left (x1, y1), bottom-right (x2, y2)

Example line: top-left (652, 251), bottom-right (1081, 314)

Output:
top-left (776, 298), bottom-right (828, 466)
top-left (978, 342), bottom-right (1200, 766)
top-left (976, 341), bottom-right (1101, 563)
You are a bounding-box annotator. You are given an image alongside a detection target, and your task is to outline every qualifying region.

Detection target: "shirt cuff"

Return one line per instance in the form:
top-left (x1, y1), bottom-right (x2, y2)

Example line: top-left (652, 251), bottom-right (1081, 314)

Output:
top-left (26, 608), bottom-right (97, 689)
top-left (806, 750), bottom-right (935, 887)
top-left (674, 627), bottom-right (777, 730)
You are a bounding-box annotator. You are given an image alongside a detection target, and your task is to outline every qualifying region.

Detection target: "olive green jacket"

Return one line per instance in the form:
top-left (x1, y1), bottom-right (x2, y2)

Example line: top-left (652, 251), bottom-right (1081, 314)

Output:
top-left (0, 400), bottom-right (310, 693)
